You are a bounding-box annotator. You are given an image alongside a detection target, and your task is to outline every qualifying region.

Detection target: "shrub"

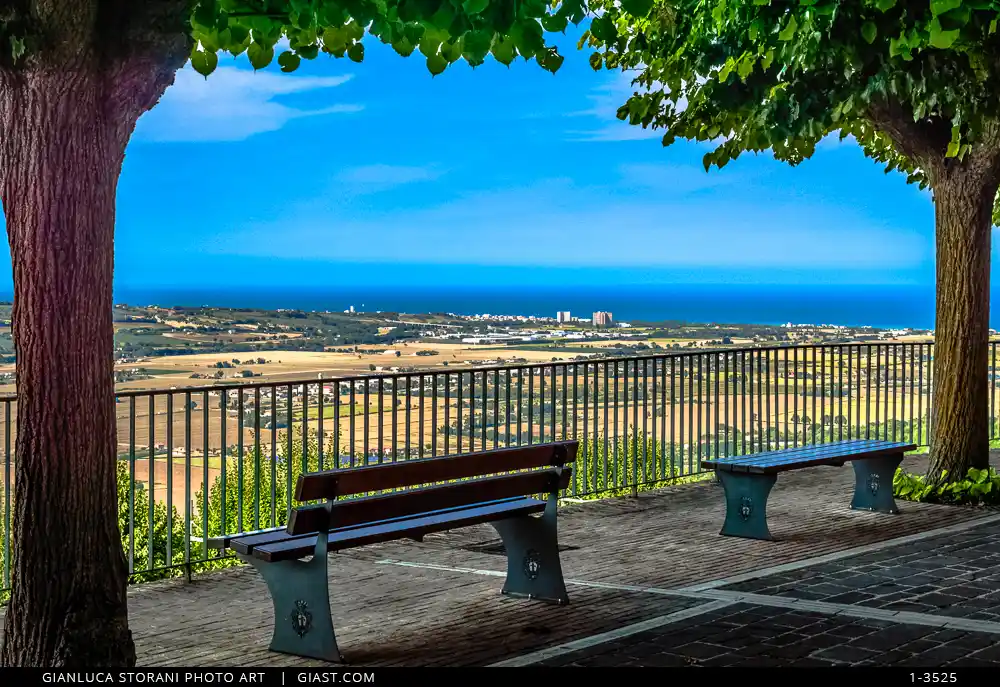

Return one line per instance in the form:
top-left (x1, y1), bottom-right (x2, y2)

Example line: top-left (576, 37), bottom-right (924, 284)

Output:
top-left (893, 467), bottom-right (1000, 507)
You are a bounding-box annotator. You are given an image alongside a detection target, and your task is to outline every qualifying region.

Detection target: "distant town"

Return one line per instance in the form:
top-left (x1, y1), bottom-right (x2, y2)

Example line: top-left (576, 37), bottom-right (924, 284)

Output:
top-left (0, 300), bottom-right (939, 394)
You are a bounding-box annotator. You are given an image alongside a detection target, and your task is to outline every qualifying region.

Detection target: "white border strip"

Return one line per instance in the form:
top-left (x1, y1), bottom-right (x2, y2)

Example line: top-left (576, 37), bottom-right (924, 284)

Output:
top-left (487, 599), bottom-right (736, 667)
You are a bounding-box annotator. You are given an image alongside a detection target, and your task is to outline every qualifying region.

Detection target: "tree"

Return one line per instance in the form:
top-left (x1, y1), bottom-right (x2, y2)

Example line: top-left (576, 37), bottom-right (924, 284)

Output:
top-left (584, 0), bottom-right (1000, 482)
top-left (0, 0), bottom-right (584, 668)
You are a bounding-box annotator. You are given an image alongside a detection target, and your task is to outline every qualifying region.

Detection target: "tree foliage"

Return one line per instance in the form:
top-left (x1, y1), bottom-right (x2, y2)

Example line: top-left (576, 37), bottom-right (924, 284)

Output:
top-left (583, 0), bottom-right (1000, 219)
top-left (181, 0), bottom-right (587, 77)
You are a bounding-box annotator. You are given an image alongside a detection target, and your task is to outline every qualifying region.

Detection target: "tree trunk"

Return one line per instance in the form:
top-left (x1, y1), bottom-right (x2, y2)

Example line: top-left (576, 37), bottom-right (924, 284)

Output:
top-left (0, 69), bottom-right (135, 666)
top-left (927, 173), bottom-right (996, 480)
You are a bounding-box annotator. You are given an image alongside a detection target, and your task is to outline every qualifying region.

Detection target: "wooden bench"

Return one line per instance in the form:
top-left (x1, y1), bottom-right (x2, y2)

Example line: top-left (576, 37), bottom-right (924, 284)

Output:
top-left (213, 441), bottom-right (577, 663)
top-left (701, 439), bottom-right (916, 541)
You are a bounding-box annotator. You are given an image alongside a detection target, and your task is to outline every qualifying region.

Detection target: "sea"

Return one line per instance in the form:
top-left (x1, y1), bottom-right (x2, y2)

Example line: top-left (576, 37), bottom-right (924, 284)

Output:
top-left (105, 284), bottom-right (957, 331)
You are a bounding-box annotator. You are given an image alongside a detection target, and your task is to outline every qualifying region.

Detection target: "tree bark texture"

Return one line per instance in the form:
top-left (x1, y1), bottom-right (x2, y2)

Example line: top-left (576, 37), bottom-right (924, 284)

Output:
top-left (0, 1), bottom-right (190, 667)
top-left (927, 174), bottom-right (996, 479)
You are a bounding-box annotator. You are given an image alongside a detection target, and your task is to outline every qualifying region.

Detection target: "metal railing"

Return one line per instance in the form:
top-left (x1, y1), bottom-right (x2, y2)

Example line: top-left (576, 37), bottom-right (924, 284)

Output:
top-left (3, 338), bottom-right (995, 591)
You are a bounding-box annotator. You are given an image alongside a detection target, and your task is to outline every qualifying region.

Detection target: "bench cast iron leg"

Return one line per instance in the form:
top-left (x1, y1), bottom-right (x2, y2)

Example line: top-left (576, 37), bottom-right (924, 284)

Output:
top-left (239, 533), bottom-right (342, 663)
top-left (490, 492), bottom-right (570, 605)
top-left (717, 471), bottom-right (777, 541)
top-left (851, 453), bottom-right (903, 514)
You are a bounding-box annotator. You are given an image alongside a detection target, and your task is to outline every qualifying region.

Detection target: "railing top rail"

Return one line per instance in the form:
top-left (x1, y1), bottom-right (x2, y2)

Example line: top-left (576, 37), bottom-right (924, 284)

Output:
top-left (0, 338), bottom-right (939, 403)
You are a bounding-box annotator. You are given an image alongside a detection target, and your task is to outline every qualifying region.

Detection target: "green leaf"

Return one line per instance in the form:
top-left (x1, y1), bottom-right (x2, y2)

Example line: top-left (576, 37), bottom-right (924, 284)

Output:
top-left (930, 0), bottom-right (962, 15)
top-left (590, 13), bottom-right (616, 42)
top-left (462, 0), bottom-right (490, 14)
top-left (392, 36), bottom-right (416, 57)
top-left (246, 42), bottom-right (274, 70)
top-left (875, 0), bottom-right (896, 10)
top-left (277, 50), bottom-right (301, 73)
top-left (929, 19), bottom-right (961, 49)
top-left (620, 0), bottom-right (655, 16)
top-left (589, 51), bottom-right (603, 70)
top-left (778, 15), bottom-right (798, 41)
top-left (737, 55), bottom-right (755, 80)
top-left (426, 53), bottom-right (448, 75)
top-left (190, 49), bottom-right (218, 77)
top-left (492, 37), bottom-right (517, 65)
top-left (347, 42), bottom-right (365, 63)
top-left (861, 21), bottom-right (877, 44)
top-left (541, 14), bottom-right (569, 32)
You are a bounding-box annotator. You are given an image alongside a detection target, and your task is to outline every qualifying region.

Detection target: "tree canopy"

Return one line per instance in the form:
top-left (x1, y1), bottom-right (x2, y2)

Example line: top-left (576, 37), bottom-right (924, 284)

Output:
top-left (181, 0), bottom-right (585, 77)
top-left (583, 0), bottom-right (1000, 219)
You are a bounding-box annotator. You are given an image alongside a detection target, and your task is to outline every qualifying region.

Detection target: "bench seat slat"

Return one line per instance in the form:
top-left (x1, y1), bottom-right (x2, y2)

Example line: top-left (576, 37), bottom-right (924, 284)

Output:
top-left (252, 496), bottom-right (547, 563)
top-left (702, 440), bottom-right (916, 475)
top-left (704, 439), bottom-right (910, 466)
top-left (228, 496), bottom-right (532, 556)
top-left (703, 439), bottom-right (914, 466)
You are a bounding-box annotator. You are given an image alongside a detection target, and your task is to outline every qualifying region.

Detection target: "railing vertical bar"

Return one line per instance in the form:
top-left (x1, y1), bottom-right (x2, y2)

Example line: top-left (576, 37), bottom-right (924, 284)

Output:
top-left (418, 374), bottom-right (425, 459)
top-left (333, 382), bottom-right (340, 463)
top-left (669, 357), bottom-right (676, 478)
top-left (394, 376), bottom-right (401, 460)
top-left (457, 373), bottom-right (464, 453)
top-left (404, 376), bottom-right (411, 460)
top-left (253, 387), bottom-right (261, 530)
top-left (928, 343), bottom-right (935, 443)
top-left (792, 348), bottom-right (799, 448)
top-left (581, 363), bottom-right (589, 496)
top-left (285, 385), bottom-right (292, 513)
top-left (819, 347), bottom-right (826, 445)
top-left (652, 358), bottom-right (659, 480)
top-left (993, 342), bottom-right (998, 442)
top-left (363, 379), bottom-right (370, 462)
top-left (432, 373), bottom-right (440, 458)
top-left (528, 367), bottom-right (535, 446)
top-left (217, 392), bottom-right (225, 548)
top-left (551, 365), bottom-right (558, 445)
top-left (561, 366), bottom-right (568, 443)
top-left (166, 393), bottom-right (174, 565)
top-left (516, 369), bottom-right (523, 447)
top-left (204, 390), bottom-right (211, 550)
top-left (538, 368), bottom-right (545, 445)
top-left (495, 369), bottom-right (502, 450)
top-left (602, 362), bottom-right (609, 488)
top-left (918, 344), bottom-right (925, 445)
top-left (661, 357), bottom-right (669, 476)
top-left (632, 360), bottom-right (639, 488)
top-left (318, 381), bottom-right (325, 470)
top-left (838, 345), bottom-right (844, 442)
top-left (377, 377), bottom-right (383, 464)
top-left (811, 347), bottom-right (817, 446)
top-left (847, 345), bottom-right (854, 440)
top-left (268, 386), bottom-right (276, 528)
top-left (351, 381), bottom-right (358, 466)
top-left (611, 360), bottom-right (624, 487)
top-left (695, 355), bottom-right (702, 464)
top-left (763, 350), bottom-right (771, 451)
top-left (640, 359), bottom-right (647, 488)
top-left (128, 397), bottom-right (136, 575)
top-left (503, 371), bottom-right (509, 451)
top-left (184, 391), bottom-right (192, 573)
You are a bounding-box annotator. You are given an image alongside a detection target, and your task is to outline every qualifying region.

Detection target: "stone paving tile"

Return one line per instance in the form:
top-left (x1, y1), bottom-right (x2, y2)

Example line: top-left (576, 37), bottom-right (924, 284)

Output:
top-left (534, 603), bottom-right (1000, 667)
top-left (722, 520), bottom-right (1000, 622)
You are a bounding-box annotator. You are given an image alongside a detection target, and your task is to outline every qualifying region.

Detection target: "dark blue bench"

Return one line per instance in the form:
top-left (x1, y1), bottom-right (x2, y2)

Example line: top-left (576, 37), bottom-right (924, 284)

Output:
top-left (701, 439), bottom-right (916, 541)
top-left (211, 441), bottom-right (576, 662)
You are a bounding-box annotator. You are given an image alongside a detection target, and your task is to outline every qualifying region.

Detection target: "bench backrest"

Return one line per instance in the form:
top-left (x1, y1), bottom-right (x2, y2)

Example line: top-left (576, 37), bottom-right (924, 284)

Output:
top-left (287, 441), bottom-right (577, 536)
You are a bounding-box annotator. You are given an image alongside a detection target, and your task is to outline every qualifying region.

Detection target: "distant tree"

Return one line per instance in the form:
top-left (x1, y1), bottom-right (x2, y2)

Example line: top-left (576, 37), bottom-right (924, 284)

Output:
top-left (0, 0), bottom-right (582, 670)
top-left (586, 0), bottom-right (997, 482)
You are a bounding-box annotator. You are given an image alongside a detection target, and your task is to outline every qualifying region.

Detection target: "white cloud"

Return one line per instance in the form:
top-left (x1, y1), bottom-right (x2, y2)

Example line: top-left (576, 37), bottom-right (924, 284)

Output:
top-left (204, 176), bottom-right (928, 270)
top-left (135, 66), bottom-right (362, 142)
top-left (337, 164), bottom-right (444, 190)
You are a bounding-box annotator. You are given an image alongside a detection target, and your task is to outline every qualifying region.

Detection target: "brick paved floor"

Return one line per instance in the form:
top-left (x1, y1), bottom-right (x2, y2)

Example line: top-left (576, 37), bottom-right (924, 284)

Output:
top-left (722, 520), bottom-right (1000, 622)
top-left (531, 603), bottom-right (1000, 668)
top-left (1, 453), bottom-right (998, 667)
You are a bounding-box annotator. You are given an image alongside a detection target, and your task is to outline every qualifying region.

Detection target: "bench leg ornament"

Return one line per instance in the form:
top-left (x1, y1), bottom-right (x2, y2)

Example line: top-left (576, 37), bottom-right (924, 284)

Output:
top-left (717, 471), bottom-right (777, 541)
top-left (491, 493), bottom-right (570, 605)
top-left (240, 534), bottom-right (343, 663)
top-left (851, 454), bottom-right (903, 514)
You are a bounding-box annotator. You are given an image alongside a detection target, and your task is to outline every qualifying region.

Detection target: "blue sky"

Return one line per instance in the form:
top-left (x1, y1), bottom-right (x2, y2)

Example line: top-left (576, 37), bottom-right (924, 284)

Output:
top-left (0, 26), bottom-right (949, 297)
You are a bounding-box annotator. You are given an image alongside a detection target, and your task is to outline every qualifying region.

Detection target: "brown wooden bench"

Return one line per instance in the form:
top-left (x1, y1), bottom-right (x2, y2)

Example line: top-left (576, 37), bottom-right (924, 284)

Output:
top-left (701, 438), bottom-right (916, 541)
top-left (214, 441), bottom-right (577, 662)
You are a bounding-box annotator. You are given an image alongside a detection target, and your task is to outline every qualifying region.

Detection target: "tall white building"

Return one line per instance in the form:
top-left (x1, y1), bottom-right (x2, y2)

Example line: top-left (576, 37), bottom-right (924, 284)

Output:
top-left (593, 311), bottom-right (613, 327)
top-left (556, 311), bottom-right (572, 323)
